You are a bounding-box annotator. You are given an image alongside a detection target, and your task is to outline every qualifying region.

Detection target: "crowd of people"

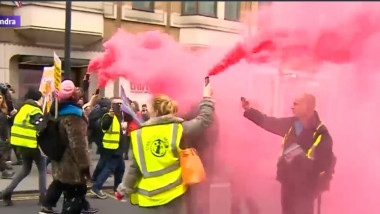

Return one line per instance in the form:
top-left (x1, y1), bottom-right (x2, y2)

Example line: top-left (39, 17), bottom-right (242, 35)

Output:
top-left (0, 75), bottom-right (335, 214)
top-left (0, 76), bottom-right (215, 214)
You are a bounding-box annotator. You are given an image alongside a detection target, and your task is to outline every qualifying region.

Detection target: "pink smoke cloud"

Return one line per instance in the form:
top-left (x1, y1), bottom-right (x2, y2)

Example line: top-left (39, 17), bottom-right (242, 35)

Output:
top-left (88, 2), bottom-right (380, 213)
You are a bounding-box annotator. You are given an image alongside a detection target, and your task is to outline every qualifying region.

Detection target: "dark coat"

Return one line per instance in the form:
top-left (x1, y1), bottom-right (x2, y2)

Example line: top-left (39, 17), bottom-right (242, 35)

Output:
top-left (244, 108), bottom-right (334, 195)
top-left (0, 112), bottom-right (9, 152)
top-left (52, 103), bottom-right (91, 185)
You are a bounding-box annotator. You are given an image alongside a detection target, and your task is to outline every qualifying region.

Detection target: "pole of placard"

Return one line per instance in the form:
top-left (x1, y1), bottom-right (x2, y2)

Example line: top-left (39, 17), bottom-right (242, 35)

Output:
top-left (317, 194), bottom-right (322, 214)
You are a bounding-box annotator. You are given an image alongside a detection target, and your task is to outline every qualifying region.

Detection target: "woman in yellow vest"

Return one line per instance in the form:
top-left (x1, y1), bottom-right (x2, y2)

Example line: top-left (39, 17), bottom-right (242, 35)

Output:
top-left (116, 83), bottom-right (214, 214)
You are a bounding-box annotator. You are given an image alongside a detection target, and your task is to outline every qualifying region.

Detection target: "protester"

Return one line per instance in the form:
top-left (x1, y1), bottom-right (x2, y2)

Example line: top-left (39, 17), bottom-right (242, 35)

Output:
top-left (91, 97), bottom-right (127, 199)
top-left (181, 105), bottom-right (219, 214)
top-left (141, 103), bottom-right (150, 122)
top-left (242, 93), bottom-right (335, 214)
top-left (89, 97), bottom-right (112, 185)
top-left (116, 82), bottom-right (214, 214)
top-left (123, 100), bottom-right (142, 160)
top-left (0, 83), bottom-right (22, 166)
top-left (0, 90), bottom-right (14, 179)
top-left (0, 87), bottom-right (46, 206)
top-left (40, 80), bottom-right (97, 214)
top-left (83, 93), bottom-right (99, 117)
top-left (88, 97), bottom-right (111, 153)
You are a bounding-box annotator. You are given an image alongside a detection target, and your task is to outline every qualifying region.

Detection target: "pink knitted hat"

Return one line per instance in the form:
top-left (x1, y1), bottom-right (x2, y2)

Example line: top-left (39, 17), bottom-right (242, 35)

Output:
top-left (58, 80), bottom-right (75, 100)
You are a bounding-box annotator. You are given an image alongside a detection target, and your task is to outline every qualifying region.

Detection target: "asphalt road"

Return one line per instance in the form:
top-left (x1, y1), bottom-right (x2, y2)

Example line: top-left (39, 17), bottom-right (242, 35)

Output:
top-left (0, 191), bottom-right (142, 214)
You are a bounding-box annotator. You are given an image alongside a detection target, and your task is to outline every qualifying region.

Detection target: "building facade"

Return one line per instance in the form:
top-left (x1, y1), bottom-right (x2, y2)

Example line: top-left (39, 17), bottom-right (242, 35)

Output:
top-left (0, 1), bottom-right (258, 104)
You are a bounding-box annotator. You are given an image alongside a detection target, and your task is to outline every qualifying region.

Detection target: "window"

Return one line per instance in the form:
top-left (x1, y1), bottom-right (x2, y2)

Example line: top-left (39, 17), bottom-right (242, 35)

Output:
top-left (182, 1), bottom-right (217, 17)
top-left (258, 1), bottom-right (272, 9)
top-left (132, 1), bottom-right (154, 12)
top-left (224, 1), bottom-right (240, 21)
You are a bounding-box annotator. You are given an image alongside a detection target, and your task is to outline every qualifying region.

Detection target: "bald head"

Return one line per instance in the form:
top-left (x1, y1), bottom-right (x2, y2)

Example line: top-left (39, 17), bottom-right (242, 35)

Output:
top-left (302, 93), bottom-right (316, 110)
top-left (291, 93), bottom-right (316, 119)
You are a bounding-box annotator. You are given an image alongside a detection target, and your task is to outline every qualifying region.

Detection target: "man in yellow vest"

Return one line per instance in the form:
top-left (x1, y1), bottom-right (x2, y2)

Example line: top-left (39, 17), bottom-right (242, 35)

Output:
top-left (0, 87), bottom-right (46, 206)
top-left (242, 93), bottom-right (335, 214)
top-left (91, 97), bottom-right (127, 199)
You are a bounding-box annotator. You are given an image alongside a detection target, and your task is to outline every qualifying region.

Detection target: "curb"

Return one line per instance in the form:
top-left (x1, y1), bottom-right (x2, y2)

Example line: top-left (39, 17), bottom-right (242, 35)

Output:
top-left (11, 185), bottom-right (114, 196)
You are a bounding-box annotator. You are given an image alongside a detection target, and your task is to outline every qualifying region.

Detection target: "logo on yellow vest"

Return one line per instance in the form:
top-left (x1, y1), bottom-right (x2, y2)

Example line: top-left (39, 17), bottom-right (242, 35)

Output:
top-left (148, 138), bottom-right (169, 157)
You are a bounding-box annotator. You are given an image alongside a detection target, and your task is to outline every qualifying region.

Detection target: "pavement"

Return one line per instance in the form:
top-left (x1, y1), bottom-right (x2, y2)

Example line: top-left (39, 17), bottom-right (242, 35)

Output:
top-left (0, 146), bottom-right (132, 193)
top-left (0, 190), bottom-right (142, 214)
top-left (0, 147), bottom-right (286, 214)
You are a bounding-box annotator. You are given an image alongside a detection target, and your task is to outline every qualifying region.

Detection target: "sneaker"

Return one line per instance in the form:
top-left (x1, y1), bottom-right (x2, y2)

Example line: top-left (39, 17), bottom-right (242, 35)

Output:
top-left (11, 160), bottom-right (22, 166)
top-left (1, 192), bottom-right (13, 206)
top-left (90, 189), bottom-right (107, 199)
top-left (81, 207), bottom-right (99, 214)
top-left (39, 207), bottom-right (58, 214)
top-left (1, 170), bottom-right (15, 179)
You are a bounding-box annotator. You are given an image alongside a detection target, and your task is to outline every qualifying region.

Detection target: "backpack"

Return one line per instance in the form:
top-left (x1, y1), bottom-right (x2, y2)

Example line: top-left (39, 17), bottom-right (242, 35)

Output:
top-left (314, 124), bottom-right (337, 192)
top-left (35, 113), bottom-right (68, 161)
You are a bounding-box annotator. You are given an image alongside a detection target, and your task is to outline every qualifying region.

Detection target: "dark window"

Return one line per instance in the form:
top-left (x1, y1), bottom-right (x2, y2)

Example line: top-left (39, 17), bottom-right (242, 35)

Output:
top-left (224, 1), bottom-right (240, 21)
top-left (132, 1), bottom-right (154, 12)
top-left (182, 1), bottom-right (217, 18)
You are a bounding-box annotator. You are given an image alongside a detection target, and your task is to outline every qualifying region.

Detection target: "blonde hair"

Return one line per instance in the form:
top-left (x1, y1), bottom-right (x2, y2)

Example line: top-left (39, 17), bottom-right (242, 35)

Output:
top-left (0, 93), bottom-right (8, 115)
top-left (152, 94), bottom-right (178, 116)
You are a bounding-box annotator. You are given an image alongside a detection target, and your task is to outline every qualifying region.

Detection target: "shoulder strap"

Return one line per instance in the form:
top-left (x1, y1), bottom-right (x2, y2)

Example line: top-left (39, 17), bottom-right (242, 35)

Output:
top-left (282, 125), bottom-right (293, 145)
top-left (307, 122), bottom-right (325, 159)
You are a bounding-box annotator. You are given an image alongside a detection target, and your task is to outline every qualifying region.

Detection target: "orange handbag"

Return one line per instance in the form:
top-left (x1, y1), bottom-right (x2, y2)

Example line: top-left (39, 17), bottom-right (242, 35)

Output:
top-left (180, 147), bottom-right (206, 185)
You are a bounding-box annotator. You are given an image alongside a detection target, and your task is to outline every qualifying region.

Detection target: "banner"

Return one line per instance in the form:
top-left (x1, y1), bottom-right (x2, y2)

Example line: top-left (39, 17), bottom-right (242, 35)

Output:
top-left (120, 85), bottom-right (143, 126)
top-left (39, 66), bottom-right (54, 113)
top-left (53, 52), bottom-right (62, 118)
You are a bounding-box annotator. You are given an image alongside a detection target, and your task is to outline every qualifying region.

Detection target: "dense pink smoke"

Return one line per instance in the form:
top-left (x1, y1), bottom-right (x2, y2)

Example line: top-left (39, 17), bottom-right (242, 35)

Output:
top-left (88, 2), bottom-right (380, 213)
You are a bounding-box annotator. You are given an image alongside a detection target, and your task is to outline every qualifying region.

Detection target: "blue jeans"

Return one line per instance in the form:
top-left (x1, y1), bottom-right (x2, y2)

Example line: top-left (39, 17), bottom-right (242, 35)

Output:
top-left (91, 155), bottom-right (106, 182)
top-left (2, 150), bottom-right (46, 198)
top-left (92, 155), bottom-right (125, 192)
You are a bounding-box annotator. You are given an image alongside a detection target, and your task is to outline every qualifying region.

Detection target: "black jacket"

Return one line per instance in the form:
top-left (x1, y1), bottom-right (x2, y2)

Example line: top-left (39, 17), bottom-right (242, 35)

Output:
top-left (244, 108), bottom-right (333, 193)
top-left (0, 112), bottom-right (9, 151)
top-left (100, 113), bottom-right (127, 156)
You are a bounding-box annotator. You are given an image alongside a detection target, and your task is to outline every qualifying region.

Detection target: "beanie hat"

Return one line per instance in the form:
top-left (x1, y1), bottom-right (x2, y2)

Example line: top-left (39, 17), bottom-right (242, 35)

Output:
top-left (99, 98), bottom-right (111, 109)
top-left (58, 80), bottom-right (75, 100)
top-left (25, 87), bottom-right (42, 101)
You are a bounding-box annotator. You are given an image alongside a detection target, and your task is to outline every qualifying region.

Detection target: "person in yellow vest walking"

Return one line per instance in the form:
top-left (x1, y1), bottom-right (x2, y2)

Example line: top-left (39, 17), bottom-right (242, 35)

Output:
top-left (116, 82), bottom-right (214, 214)
top-left (0, 87), bottom-right (46, 206)
top-left (91, 97), bottom-right (128, 199)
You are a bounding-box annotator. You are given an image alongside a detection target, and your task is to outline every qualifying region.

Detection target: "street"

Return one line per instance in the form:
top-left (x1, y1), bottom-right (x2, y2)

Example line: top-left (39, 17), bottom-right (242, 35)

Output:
top-left (0, 190), bottom-right (142, 214)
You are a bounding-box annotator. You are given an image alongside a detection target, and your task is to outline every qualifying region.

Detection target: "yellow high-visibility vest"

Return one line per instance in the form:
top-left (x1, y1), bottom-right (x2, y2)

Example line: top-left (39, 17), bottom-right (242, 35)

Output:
top-left (282, 122), bottom-right (324, 160)
top-left (129, 123), bottom-right (187, 207)
top-left (11, 104), bottom-right (42, 149)
top-left (102, 113), bottom-right (120, 150)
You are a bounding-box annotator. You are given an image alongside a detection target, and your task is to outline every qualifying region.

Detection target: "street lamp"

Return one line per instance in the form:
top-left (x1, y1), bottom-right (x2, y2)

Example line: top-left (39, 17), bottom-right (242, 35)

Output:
top-left (64, 1), bottom-right (72, 79)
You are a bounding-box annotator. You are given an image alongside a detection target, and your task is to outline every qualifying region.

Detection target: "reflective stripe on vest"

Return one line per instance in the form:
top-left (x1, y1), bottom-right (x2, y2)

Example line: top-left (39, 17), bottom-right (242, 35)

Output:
top-left (102, 114), bottom-right (120, 150)
top-left (129, 123), bottom-right (187, 207)
top-left (282, 122), bottom-right (324, 160)
top-left (306, 122), bottom-right (324, 159)
top-left (11, 104), bottom-right (42, 148)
